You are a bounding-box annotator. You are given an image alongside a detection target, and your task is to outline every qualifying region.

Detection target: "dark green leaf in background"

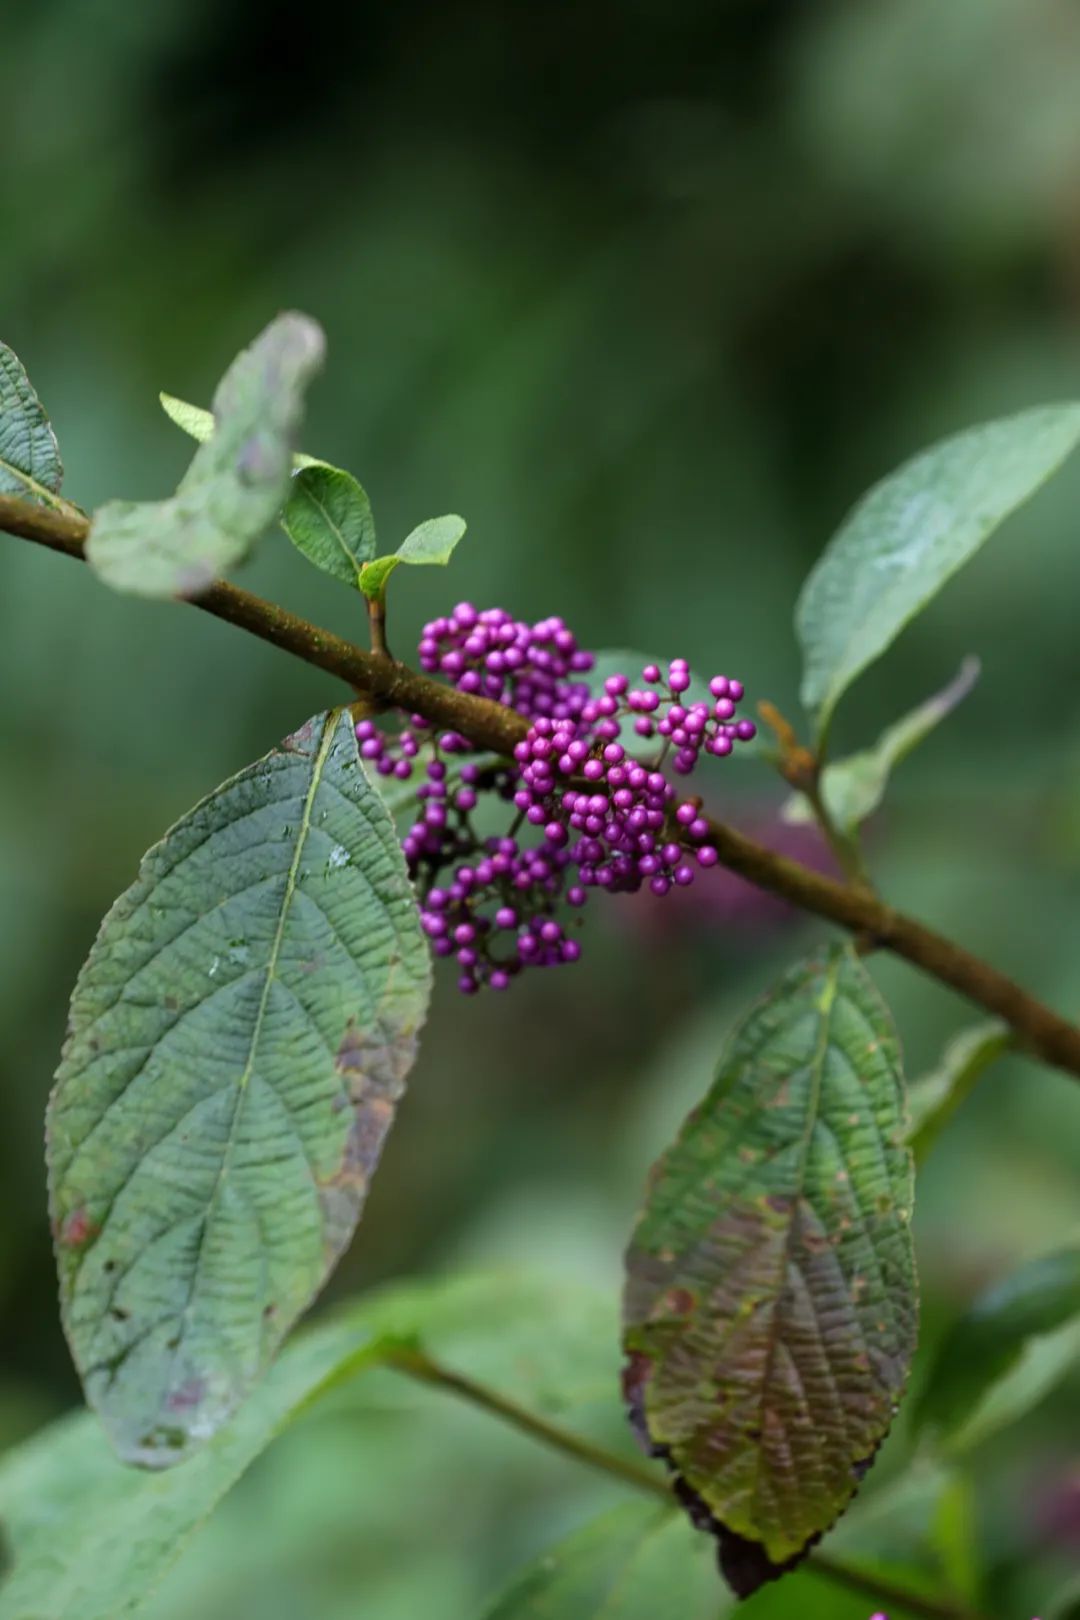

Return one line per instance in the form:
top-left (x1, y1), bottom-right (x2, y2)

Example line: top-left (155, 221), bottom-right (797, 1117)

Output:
top-left (914, 1246), bottom-right (1080, 1450)
top-left (0, 1274), bottom-right (619, 1620)
top-left (0, 339), bottom-right (64, 505)
top-left (783, 658), bottom-right (980, 836)
top-left (796, 405), bottom-right (1080, 745)
top-left (89, 313), bottom-right (325, 597)
top-left (47, 708), bottom-right (431, 1466)
top-left (480, 1500), bottom-right (725, 1620)
top-left (905, 1020), bottom-right (1009, 1165)
top-left (623, 944), bottom-right (917, 1594)
top-left (281, 464), bottom-right (377, 588)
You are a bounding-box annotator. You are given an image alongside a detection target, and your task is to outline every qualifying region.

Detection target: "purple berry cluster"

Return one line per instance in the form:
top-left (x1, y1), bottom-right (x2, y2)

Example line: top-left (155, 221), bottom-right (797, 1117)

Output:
top-left (357, 605), bottom-right (755, 993)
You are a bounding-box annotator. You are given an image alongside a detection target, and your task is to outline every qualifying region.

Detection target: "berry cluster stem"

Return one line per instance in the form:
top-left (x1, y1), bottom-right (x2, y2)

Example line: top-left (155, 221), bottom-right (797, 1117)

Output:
top-left (5, 490), bottom-right (1080, 1081)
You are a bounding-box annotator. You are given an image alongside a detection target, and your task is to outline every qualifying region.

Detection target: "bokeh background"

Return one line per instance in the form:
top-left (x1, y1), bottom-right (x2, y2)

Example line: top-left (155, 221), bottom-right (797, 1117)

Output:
top-left (3, 0), bottom-right (1080, 1615)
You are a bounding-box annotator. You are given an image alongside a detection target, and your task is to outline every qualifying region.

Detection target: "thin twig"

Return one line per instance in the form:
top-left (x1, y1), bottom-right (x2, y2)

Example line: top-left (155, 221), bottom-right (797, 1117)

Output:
top-left (386, 1345), bottom-right (988, 1620)
top-left (5, 491), bottom-right (1080, 1082)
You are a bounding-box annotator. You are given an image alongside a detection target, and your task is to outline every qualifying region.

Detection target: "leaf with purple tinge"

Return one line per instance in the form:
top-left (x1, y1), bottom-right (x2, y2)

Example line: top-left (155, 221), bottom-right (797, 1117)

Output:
top-left (622, 943), bottom-right (917, 1596)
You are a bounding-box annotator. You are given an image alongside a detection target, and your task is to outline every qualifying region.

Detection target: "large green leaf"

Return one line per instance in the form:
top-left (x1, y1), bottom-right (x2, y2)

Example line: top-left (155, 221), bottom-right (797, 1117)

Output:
top-left (89, 314), bottom-right (325, 597)
top-left (913, 1246), bottom-right (1080, 1451)
top-left (480, 1501), bottom-right (725, 1620)
top-left (783, 658), bottom-right (980, 835)
top-left (796, 405), bottom-right (1080, 744)
top-left (905, 1020), bottom-right (1009, 1165)
top-left (0, 1273), bottom-right (619, 1620)
top-left (623, 943), bottom-right (917, 1594)
top-left (358, 513), bottom-right (466, 602)
top-left (0, 339), bottom-right (64, 505)
top-left (281, 463), bottom-right (376, 587)
top-left (46, 708), bottom-right (431, 1466)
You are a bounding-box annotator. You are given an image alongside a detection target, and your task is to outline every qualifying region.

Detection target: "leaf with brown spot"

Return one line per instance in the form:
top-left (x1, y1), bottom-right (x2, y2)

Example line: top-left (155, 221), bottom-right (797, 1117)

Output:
top-left (622, 944), bottom-right (917, 1594)
top-left (47, 708), bottom-right (431, 1466)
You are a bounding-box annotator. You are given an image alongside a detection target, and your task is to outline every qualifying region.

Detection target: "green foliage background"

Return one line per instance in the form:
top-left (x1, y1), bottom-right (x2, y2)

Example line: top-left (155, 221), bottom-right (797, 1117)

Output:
top-left (3, 0), bottom-right (1080, 1613)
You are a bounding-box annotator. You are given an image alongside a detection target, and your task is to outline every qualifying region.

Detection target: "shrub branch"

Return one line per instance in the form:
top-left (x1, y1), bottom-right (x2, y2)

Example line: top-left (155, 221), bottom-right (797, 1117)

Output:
top-left (5, 490), bottom-right (1080, 1081)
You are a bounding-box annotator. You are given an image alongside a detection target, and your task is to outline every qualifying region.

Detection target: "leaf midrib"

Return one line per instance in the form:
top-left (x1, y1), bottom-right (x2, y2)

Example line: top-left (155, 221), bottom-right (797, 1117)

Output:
top-left (749, 955), bottom-right (840, 1531)
top-left (0, 453), bottom-right (64, 506)
top-left (176, 710), bottom-right (340, 1339)
top-left (297, 479), bottom-right (364, 581)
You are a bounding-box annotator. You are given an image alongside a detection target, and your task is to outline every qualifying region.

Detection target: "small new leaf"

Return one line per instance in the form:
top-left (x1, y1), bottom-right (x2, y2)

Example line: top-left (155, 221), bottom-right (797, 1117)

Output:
top-left (783, 658), bottom-right (981, 836)
top-left (160, 390), bottom-right (323, 469)
top-left (159, 392), bottom-right (214, 444)
top-left (89, 313), bottom-right (325, 597)
top-left (623, 943), bottom-right (917, 1595)
top-left (281, 464), bottom-right (376, 587)
top-left (0, 340), bottom-right (64, 506)
top-left (914, 1247), bottom-right (1080, 1451)
top-left (47, 708), bottom-right (431, 1466)
top-left (797, 405), bottom-right (1080, 744)
top-left (359, 514), bottom-right (466, 603)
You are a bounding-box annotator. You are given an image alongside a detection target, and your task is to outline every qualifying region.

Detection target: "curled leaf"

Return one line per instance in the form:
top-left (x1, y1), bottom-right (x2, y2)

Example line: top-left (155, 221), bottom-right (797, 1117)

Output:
top-left (90, 313), bottom-right (325, 597)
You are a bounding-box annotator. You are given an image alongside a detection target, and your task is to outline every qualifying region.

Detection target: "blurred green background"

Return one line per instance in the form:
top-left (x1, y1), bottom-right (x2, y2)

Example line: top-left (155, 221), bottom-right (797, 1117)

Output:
top-left (3, 0), bottom-right (1080, 1614)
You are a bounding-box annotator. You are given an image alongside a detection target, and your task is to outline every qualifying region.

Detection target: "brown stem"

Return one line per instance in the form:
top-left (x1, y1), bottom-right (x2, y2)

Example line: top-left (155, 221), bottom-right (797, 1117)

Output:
top-left (386, 1346), bottom-right (987, 1620)
top-left (5, 491), bottom-right (1080, 1083)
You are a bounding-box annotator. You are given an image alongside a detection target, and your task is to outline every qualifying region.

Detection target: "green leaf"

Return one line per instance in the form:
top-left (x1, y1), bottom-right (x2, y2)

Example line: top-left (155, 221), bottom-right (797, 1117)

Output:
top-left (0, 339), bottom-right (64, 505)
top-left (480, 1501), bottom-right (725, 1620)
top-left (796, 405), bottom-right (1080, 744)
top-left (160, 391), bottom-right (323, 470)
top-left (913, 1246), bottom-right (1080, 1451)
top-left (906, 1020), bottom-right (1009, 1164)
top-left (0, 1273), bottom-right (619, 1620)
top-left (623, 942), bottom-right (917, 1593)
top-left (159, 392), bottom-right (214, 444)
top-left (783, 658), bottom-right (980, 835)
top-left (46, 708), bottom-right (431, 1467)
top-left (89, 313), bottom-right (325, 597)
top-left (281, 464), bottom-right (376, 587)
top-left (358, 514), bottom-right (466, 602)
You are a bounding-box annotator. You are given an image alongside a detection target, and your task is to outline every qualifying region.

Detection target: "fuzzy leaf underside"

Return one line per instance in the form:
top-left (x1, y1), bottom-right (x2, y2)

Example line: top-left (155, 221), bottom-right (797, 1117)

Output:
top-left (0, 339), bottom-right (63, 504)
top-left (47, 708), bottom-right (430, 1466)
top-left (623, 944), bottom-right (917, 1593)
top-left (89, 314), bottom-right (325, 597)
top-left (796, 404), bottom-right (1080, 742)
